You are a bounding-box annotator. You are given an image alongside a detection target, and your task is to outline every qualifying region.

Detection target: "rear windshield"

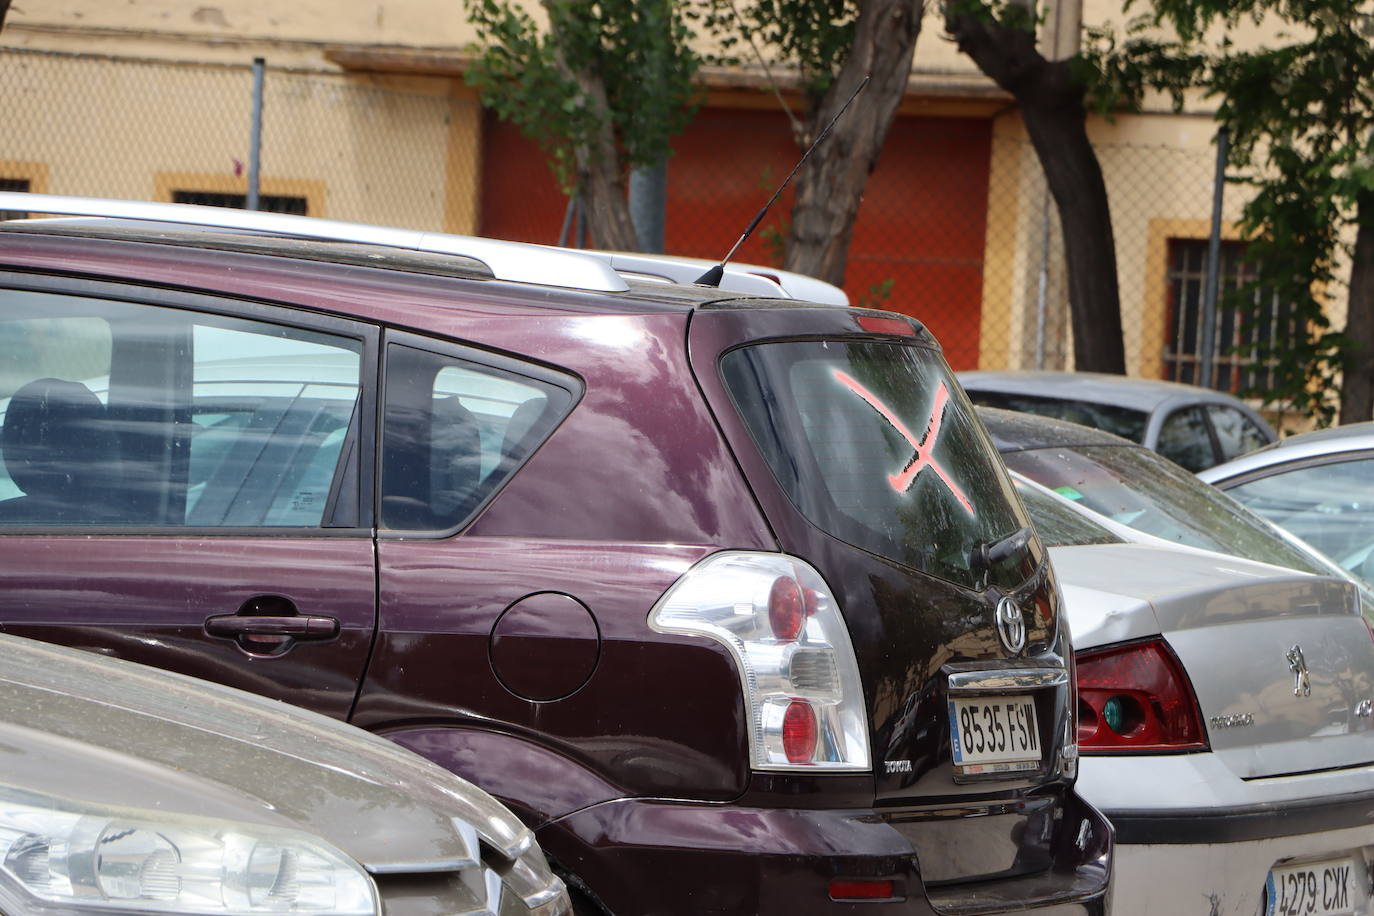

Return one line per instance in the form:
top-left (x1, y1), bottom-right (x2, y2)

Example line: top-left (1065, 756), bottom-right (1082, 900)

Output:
top-left (965, 391), bottom-right (1148, 443)
top-left (1001, 443), bottom-right (1328, 574)
top-left (1012, 478), bottom-right (1123, 548)
top-left (722, 340), bottom-right (1035, 589)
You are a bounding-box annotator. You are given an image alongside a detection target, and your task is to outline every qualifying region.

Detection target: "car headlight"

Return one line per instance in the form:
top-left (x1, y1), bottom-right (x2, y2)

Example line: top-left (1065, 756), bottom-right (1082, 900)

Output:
top-left (0, 787), bottom-right (378, 916)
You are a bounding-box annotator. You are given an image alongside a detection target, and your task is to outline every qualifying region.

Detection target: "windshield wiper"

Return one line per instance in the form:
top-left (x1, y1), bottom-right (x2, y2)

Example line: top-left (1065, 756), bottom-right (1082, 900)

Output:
top-left (972, 525), bottom-right (1035, 588)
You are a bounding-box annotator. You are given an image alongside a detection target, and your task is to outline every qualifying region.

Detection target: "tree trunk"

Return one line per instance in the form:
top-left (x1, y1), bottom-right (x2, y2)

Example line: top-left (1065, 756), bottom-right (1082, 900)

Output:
top-left (543, 1), bottom-right (639, 252)
top-left (567, 71), bottom-right (640, 251)
top-left (945, 6), bottom-right (1126, 374)
top-left (784, 0), bottom-right (923, 287)
top-left (1340, 190), bottom-right (1374, 422)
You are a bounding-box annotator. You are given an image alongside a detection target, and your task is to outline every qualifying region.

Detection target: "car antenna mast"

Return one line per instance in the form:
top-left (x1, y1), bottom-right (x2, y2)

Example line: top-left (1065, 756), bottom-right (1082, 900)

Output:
top-left (694, 76), bottom-right (870, 288)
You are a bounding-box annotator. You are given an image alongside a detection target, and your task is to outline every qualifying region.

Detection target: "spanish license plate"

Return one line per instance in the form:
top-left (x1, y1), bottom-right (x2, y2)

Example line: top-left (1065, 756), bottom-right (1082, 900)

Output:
top-left (947, 694), bottom-right (1041, 775)
top-left (1266, 858), bottom-right (1364, 916)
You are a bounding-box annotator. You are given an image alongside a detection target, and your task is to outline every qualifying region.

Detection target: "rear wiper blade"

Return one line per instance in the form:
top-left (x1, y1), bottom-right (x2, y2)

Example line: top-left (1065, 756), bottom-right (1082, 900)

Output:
top-left (972, 525), bottom-right (1035, 586)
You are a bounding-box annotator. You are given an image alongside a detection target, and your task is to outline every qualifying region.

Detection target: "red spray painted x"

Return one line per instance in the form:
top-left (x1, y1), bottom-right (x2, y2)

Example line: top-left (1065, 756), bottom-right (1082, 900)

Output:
top-left (832, 369), bottom-right (974, 515)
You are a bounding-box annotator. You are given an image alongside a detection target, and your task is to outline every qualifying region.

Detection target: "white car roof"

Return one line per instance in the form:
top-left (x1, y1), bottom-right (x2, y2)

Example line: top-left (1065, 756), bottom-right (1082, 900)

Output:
top-left (1200, 420), bottom-right (1374, 484)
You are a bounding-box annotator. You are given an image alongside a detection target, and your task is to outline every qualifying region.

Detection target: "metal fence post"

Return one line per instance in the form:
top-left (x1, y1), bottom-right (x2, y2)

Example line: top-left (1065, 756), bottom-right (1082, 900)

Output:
top-left (1199, 126), bottom-right (1229, 389)
top-left (630, 162), bottom-right (667, 253)
top-left (1034, 176), bottom-right (1052, 370)
top-left (247, 57), bottom-right (265, 210)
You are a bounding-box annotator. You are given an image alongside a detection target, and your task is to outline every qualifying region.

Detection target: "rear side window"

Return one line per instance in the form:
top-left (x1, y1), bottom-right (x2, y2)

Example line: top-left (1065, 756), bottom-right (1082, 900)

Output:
top-left (0, 289), bottom-right (363, 528)
top-left (722, 340), bottom-right (1035, 589)
top-left (381, 340), bottom-right (576, 532)
top-left (1208, 405), bottom-right (1270, 460)
top-left (1157, 406), bottom-right (1216, 471)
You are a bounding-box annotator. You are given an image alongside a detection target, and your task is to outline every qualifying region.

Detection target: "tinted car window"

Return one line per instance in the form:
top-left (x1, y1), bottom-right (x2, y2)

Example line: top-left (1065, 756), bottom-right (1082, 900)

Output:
top-left (1208, 404), bottom-right (1269, 460)
top-left (1156, 406), bottom-right (1216, 471)
top-left (381, 342), bottom-right (573, 532)
top-left (963, 390), bottom-right (1149, 443)
top-left (0, 290), bottom-right (362, 527)
top-left (1225, 457), bottom-right (1374, 571)
top-left (722, 340), bottom-right (1036, 589)
top-left (1012, 478), bottom-right (1123, 547)
top-left (1001, 443), bottom-right (1329, 575)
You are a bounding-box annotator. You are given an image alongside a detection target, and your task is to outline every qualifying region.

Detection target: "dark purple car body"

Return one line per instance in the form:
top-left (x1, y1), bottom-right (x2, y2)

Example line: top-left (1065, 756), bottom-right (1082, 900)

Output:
top-left (0, 211), bottom-right (1109, 915)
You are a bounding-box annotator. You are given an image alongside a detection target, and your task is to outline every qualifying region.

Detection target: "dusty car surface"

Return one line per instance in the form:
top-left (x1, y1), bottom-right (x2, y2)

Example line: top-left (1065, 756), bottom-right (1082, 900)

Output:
top-left (0, 631), bottom-right (569, 916)
top-left (1012, 477), bottom-right (1374, 916)
top-left (958, 370), bottom-right (1275, 471)
top-left (977, 406), bottom-right (1365, 592)
top-left (0, 194), bottom-right (1109, 915)
top-left (1200, 421), bottom-right (1374, 582)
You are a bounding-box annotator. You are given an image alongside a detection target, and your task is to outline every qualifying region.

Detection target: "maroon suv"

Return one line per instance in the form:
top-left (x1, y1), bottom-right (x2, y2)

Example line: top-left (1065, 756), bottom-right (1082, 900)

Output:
top-left (0, 196), bottom-right (1109, 915)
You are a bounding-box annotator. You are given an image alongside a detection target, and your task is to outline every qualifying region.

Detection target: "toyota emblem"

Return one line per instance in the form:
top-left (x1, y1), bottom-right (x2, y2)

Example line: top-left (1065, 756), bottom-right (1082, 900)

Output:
top-left (996, 596), bottom-right (1027, 655)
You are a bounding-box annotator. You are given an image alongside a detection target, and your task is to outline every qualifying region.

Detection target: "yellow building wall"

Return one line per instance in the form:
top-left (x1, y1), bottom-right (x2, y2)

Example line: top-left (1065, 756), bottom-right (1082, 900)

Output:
top-left (0, 50), bottom-right (482, 233)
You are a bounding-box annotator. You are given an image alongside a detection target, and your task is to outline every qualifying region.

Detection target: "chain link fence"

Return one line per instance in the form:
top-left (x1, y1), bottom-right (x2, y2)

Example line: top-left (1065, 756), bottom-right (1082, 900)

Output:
top-left (0, 47), bottom-right (478, 231)
top-left (0, 45), bottom-right (1285, 383)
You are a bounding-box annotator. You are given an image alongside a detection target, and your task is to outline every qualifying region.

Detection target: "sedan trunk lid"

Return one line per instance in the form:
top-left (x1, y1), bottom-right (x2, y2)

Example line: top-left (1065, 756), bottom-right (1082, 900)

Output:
top-left (1051, 543), bottom-right (1374, 779)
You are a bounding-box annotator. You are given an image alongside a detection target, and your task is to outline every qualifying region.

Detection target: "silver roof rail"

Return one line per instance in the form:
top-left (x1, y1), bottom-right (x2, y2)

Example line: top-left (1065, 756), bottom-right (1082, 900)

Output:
top-left (577, 250), bottom-right (850, 306)
top-left (0, 193), bottom-right (630, 293)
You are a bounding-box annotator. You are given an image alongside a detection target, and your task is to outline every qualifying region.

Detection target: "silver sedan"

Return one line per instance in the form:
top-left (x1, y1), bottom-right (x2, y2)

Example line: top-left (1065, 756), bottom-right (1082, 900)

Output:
top-left (1014, 475), bottom-right (1374, 916)
top-left (1200, 421), bottom-right (1374, 583)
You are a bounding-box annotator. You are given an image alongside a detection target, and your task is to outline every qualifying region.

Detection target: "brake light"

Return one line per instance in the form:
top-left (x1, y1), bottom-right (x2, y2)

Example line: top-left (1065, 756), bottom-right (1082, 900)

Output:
top-left (782, 700), bottom-right (818, 762)
top-left (769, 577), bottom-right (806, 641)
top-left (1075, 638), bottom-right (1206, 752)
top-left (855, 315), bottom-right (916, 337)
top-left (649, 552), bottom-right (870, 771)
top-left (829, 879), bottom-right (896, 901)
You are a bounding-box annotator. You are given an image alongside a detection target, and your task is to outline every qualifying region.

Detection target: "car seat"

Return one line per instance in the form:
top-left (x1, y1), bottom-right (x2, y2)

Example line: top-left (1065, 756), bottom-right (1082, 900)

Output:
top-left (0, 378), bottom-right (121, 524)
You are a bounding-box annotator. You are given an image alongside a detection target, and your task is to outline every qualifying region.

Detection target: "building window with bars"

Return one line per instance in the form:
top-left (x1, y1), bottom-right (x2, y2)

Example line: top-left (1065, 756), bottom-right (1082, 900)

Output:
top-left (1163, 238), bottom-right (1295, 394)
top-left (172, 190), bottom-right (308, 215)
top-left (0, 179), bottom-right (30, 221)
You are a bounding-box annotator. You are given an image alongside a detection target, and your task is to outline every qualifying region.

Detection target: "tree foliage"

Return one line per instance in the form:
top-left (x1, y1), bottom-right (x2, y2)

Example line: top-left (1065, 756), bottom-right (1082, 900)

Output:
top-left (698, 0), bottom-right (861, 107)
top-left (1108, 0), bottom-right (1374, 424)
top-left (466, 0), bottom-right (701, 248)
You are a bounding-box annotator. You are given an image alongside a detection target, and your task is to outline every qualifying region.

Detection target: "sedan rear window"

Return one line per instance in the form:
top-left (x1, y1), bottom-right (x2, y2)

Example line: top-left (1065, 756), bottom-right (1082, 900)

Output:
top-left (965, 391), bottom-right (1148, 444)
top-left (1001, 443), bottom-right (1326, 575)
top-left (722, 340), bottom-right (1036, 590)
top-left (1012, 478), bottom-right (1122, 548)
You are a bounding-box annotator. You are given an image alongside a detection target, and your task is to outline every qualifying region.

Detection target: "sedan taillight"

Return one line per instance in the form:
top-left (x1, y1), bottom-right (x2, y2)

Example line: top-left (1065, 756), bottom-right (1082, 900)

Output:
top-left (1075, 638), bottom-right (1207, 752)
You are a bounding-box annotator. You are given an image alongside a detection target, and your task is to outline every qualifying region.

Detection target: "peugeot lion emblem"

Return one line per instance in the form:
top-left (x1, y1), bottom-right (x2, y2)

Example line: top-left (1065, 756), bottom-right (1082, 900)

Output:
top-left (1286, 644), bottom-right (1312, 697)
top-left (995, 596), bottom-right (1027, 655)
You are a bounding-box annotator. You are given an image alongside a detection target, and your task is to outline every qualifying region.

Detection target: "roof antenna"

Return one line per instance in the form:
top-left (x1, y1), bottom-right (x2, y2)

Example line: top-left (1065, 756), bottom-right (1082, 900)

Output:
top-left (695, 75), bottom-right (870, 288)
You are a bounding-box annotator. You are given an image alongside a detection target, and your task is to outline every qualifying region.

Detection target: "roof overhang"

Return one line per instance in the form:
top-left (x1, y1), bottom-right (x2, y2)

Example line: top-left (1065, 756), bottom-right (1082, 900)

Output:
top-left (323, 47), bottom-right (1012, 118)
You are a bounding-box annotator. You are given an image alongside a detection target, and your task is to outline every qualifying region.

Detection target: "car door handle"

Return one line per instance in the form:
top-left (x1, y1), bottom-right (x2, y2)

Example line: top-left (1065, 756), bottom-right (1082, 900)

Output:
top-left (205, 614), bottom-right (339, 640)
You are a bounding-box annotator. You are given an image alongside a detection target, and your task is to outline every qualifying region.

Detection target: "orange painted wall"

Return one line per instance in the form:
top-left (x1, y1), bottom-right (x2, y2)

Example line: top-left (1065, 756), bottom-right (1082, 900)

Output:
top-left (480, 108), bottom-right (992, 369)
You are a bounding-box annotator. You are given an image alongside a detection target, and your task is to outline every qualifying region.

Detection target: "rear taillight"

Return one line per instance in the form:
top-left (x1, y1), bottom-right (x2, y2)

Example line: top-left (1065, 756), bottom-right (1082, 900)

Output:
top-left (829, 879), bottom-right (896, 901)
top-left (1075, 638), bottom-right (1206, 752)
top-left (782, 700), bottom-right (818, 762)
top-left (769, 577), bottom-right (806, 641)
top-left (649, 552), bottom-right (870, 771)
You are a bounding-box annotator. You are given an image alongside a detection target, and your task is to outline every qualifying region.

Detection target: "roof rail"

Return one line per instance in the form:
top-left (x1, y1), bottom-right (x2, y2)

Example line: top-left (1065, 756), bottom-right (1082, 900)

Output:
top-left (0, 193), bottom-right (630, 293)
top-left (576, 250), bottom-right (849, 306)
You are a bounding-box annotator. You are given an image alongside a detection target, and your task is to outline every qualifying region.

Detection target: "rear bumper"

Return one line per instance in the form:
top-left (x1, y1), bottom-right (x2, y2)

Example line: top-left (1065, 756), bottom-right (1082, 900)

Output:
top-left (1078, 755), bottom-right (1374, 916)
top-left (1106, 784), bottom-right (1374, 846)
top-left (535, 790), bottom-right (1111, 916)
top-left (1104, 819), bottom-right (1373, 916)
